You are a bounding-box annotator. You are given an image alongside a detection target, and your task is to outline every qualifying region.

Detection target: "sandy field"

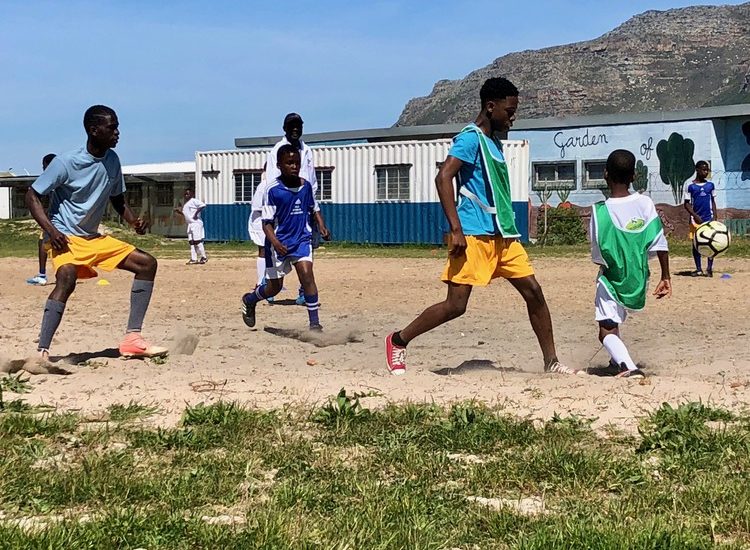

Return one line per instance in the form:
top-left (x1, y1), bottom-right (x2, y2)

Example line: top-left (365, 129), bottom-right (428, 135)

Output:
top-left (1, 254), bottom-right (749, 430)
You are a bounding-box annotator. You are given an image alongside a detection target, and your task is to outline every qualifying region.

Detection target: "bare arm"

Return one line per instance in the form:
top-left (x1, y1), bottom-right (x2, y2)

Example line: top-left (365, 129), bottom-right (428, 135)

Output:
top-left (313, 210), bottom-right (330, 240)
top-left (111, 194), bottom-right (148, 234)
top-left (684, 200), bottom-right (702, 224)
top-left (653, 250), bottom-right (672, 299)
top-left (263, 220), bottom-right (287, 256)
top-left (25, 188), bottom-right (68, 251)
top-left (711, 196), bottom-right (718, 222)
top-left (436, 156), bottom-right (465, 257)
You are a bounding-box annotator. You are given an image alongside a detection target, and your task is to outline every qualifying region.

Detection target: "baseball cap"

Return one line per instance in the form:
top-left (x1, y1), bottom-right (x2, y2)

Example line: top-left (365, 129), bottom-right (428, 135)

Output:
top-left (283, 112), bottom-right (304, 126)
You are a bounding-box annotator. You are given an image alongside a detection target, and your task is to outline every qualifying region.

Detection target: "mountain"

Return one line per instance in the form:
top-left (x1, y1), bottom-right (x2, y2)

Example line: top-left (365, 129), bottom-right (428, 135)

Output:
top-left (396, 3), bottom-right (750, 125)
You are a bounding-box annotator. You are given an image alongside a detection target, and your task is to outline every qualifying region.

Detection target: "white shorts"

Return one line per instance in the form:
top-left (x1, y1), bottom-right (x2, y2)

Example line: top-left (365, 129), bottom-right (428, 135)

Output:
top-left (248, 212), bottom-right (265, 247)
top-left (265, 244), bottom-right (313, 280)
top-left (187, 221), bottom-right (205, 242)
top-left (594, 282), bottom-right (627, 325)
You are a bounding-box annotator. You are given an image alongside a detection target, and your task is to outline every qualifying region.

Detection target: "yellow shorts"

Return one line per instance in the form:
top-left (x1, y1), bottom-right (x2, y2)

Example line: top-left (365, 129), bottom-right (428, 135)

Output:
top-left (441, 236), bottom-right (534, 286)
top-left (49, 235), bottom-right (136, 280)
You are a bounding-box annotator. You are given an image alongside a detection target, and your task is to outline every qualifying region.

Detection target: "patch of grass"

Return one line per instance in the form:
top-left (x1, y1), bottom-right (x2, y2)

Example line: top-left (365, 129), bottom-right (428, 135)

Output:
top-left (2, 401), bottom-right (750, 547)
top-left (0, 373), bottom-right (33, 394)
top-left (107, 402), bottom-right (158, 423)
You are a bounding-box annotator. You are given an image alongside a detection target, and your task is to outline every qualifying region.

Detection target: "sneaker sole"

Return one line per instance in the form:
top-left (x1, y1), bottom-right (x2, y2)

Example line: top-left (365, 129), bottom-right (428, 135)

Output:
top-left (120, 350), bottom-right (169, 359)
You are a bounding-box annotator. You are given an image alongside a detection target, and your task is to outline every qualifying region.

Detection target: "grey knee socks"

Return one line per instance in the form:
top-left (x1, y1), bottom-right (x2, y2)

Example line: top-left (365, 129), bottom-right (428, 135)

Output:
top-left (127, 280), bottom-right (154, 333)
top-left (38, 299), bottom-right (66, 351)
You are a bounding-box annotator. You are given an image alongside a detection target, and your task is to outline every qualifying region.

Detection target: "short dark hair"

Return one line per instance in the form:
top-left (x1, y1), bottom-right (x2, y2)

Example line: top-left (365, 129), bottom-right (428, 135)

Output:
top-left (480, 77), bottom-right (519, 107)
top-left (277, 143), bottom-right (300, 162)
top-left (283, 112), bottom-right (303, 127)
top-left (42, 153), bottom-right (56, 168)
top-left (695, 160), bottom-right (709, 169)
top-left (606, 149), bottom-right (636, 184)
top-left (83, 105), bottom-right (116, 130)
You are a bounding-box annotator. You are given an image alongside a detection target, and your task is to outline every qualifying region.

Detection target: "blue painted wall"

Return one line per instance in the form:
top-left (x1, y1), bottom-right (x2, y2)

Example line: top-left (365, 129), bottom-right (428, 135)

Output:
top-left (204, 202), bottom-right (529, 244)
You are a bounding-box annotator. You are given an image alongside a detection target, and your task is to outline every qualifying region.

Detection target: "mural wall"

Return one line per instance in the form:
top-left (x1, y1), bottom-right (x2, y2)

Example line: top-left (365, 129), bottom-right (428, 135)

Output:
top-left (513, 116), bottom-right (750, 239)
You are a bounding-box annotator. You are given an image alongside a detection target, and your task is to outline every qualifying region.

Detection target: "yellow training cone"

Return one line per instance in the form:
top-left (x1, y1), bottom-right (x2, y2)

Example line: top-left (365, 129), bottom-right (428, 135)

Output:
top-left (97, 279), bottom-right (111, 286)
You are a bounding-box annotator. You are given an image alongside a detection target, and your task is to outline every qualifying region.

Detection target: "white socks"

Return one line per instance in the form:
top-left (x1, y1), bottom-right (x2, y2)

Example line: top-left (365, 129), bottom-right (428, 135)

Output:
top-left (602, 334), bottom-right (637, 371)
top-left (196, 242), bottom-right (206, 259)
top-left (256, 257), bottom-right (266, 286)
top-left (190, 245), bottom-right (198, 262)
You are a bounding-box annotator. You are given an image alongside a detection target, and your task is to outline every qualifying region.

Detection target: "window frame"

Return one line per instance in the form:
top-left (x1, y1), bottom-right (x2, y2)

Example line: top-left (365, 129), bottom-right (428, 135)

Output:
top-left (582, 160), bottom-right (608, 190)
top-left (314, 167), bottom-right (334, 203)
top-left (233, 169), bottom-right (264, 203)
top-left (375, 163), bottom-right (411, 202)
top-left (531, 161), bottom-right (577, 191)
top-left (155, 183), bottom-right (173, 207)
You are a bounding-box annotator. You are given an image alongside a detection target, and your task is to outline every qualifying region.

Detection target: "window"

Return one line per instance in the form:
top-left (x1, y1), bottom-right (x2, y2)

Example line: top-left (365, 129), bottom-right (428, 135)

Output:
top-left (156, 183), bottom-right (173, 207)
top-left (234, 170), bottom-right (263, 203)
top-left (532, 162), bottom-right (576, 191)
top-left (375, 164), bottom-right (411, 201)
top-left (583, 160), bottom-right (607, 189)
top-left (315, 168), bottom-right (333, 202)
top-left (127, 184), bottom-right (143, 208)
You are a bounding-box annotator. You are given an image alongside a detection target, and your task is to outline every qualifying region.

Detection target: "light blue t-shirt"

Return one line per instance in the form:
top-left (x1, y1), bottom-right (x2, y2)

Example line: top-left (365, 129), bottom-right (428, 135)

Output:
top-left (31, 146), bottom-right (126, 237)
top-left (448, 126), bottom-right (504, 235)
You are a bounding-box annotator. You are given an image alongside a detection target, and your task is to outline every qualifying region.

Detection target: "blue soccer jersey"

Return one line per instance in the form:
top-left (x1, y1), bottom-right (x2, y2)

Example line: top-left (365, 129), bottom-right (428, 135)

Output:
top-left (683, 181), bottom-right (716, 223)
top-left (261, 178), bottom-right (315, 259)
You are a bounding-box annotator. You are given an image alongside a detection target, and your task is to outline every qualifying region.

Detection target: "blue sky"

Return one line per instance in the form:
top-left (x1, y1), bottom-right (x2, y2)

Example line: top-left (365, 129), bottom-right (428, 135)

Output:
top-left (1, 0), bottom-right (744, 173)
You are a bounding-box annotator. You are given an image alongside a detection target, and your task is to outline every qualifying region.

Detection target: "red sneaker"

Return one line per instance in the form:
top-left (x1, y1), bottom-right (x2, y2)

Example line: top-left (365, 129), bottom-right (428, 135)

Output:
top-left (385, 333), bottom-right (407, 376)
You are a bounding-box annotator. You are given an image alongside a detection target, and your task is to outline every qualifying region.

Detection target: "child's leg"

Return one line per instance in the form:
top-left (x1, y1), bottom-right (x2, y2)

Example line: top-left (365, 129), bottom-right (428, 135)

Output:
top-left (117, 249), bottom-right (158, 333)
top-left (507, 275), bottom-right (559, 369)
top-left (255, 247), bottom-right (266, 286)
top-left (196, 240), bottom-right (207, 260)
top-left (38, 264), bottom-right (77, 355)
top-left (38, 239), bottom-right (47, 276)
top-left (294, 261), bottom-right (320, 327)
top-left (692, 243), bottom-right (703, 273)
top-left (707, 256), bottom-right (714, 275)
top-left (189, 240), bottom-right (198, 262)
top-left (396, 282), bottom-right (472, 345)
top-left (599, 320), bottom-right (638, 371)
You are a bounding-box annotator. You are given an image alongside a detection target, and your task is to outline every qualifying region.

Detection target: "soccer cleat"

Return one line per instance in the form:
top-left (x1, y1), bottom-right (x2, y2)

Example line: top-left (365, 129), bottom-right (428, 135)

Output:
top-left (309, 323), bottom-right (323, 332)
top-left (546, 361), bottom-right (579, 375)
top-left (706, 269), bottom-right (713, 278)
top-left (295, 295), bottom-right (306, 306)
top-left (690, 270), bottom-right (704, 277)
top-left (615, 363), bottom-right (645, 379)
top-left (199, 257), bottom-right (208, 264)
top-left (241, 293), bottom-right (257, 327)
top-left (186, 259), bottom-right (198, 265)
top-left (385, 333), bottom-right (407, 376)
top-left (119, 333), bottom-right (168, 359)
top-left (26, 275), bottom-right (48, 286)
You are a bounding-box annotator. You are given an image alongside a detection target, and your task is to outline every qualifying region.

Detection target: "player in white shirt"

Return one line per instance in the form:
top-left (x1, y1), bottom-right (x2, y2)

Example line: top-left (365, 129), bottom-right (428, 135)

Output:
top-left (590, 150), bottom-right (671, 379)
top-left (175, 189), bottom-right (207, 265)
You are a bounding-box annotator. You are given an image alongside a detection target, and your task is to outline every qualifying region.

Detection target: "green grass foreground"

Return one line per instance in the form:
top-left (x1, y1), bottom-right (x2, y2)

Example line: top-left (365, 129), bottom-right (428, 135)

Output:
top-left (0, 390), bottom-right (749, 548)
top-left (1, 219), bottom-right (748, 260)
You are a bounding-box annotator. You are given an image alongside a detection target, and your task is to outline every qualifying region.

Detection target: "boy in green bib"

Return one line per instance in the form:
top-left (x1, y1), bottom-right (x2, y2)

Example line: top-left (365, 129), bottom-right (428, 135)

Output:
top-left (591, 150), bottom-right (672, 378)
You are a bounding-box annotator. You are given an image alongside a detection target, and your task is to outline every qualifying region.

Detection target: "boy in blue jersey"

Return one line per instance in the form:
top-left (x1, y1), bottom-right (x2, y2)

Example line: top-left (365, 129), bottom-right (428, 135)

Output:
top-left (241, 144), bottom-right (330, 330)
top-left (684, 160), bottom-right (718, 277)
top-left (385, 77), bottom-right (575, 376)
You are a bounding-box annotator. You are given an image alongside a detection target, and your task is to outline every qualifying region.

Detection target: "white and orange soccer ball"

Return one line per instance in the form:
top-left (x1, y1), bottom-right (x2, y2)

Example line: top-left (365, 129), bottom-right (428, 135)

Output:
top-left (694, 221), bottom-right (731, 258)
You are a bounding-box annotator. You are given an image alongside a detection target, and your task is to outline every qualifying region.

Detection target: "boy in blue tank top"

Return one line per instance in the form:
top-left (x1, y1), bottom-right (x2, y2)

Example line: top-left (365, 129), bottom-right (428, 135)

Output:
top-left (683, 160), bottom-right (718, 277)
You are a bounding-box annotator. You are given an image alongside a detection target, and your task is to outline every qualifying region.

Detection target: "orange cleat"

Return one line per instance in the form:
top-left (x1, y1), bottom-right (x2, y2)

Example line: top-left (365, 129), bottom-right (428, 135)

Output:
top-left (119, 333), bottom-right (168, 359)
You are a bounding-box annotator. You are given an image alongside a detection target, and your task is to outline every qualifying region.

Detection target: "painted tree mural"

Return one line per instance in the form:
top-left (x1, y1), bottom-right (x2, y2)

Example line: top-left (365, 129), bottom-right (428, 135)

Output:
top-left (656, 132), bottom-right (695, 204)
top-left (633, 160), bottom-right (649, 193)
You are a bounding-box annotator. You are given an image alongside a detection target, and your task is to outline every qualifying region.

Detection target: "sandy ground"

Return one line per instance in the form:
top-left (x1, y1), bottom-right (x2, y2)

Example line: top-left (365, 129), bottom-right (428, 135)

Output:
top-left (1, 254), bottom-right (749, 431)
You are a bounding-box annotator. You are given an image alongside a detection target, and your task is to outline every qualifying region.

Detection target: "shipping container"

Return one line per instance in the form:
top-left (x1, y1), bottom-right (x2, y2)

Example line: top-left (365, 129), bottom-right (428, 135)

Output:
top-left (195, 139), bottom-right (530, 243)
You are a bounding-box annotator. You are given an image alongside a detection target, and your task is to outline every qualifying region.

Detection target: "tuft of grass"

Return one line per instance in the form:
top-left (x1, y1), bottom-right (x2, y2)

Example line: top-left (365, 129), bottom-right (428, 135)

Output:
top-left (0, 373), bottom-right (33, 394)
top-left (107, 402), bottom-right (159, 423)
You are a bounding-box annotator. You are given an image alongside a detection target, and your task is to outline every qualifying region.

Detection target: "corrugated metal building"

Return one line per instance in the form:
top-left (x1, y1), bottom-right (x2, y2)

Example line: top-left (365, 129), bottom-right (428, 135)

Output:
top-left (195, 138), bottom-right (530, 244)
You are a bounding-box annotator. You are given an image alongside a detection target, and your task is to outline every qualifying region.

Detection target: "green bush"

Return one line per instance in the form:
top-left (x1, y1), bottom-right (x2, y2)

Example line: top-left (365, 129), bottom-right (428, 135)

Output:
top-left (540, 206), bottom-right (588, 245)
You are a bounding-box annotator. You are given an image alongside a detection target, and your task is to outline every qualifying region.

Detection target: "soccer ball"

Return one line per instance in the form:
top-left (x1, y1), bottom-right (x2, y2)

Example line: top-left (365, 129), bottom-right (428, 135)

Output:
top-left (694, 221), bottom-right (731, 258)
